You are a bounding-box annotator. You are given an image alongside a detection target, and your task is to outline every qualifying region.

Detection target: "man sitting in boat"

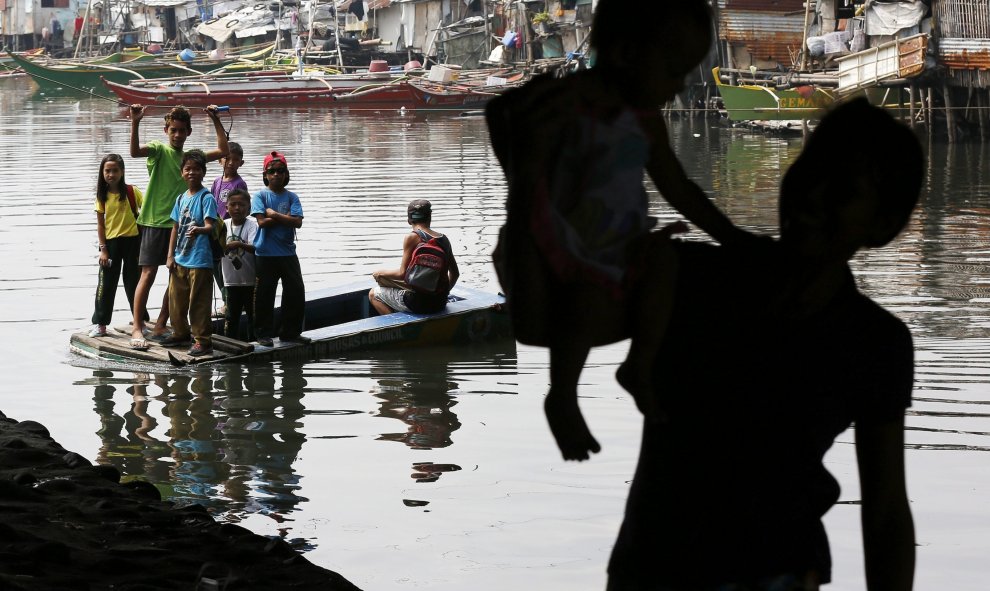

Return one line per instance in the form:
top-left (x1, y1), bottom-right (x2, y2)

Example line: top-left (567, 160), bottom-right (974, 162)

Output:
top-left (369, 199), bottom-right (459, 315)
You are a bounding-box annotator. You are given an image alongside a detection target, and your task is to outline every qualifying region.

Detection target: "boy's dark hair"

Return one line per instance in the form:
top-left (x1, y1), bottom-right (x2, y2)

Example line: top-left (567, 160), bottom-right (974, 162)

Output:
top-left (181, 149), bottom-right (208, 172)
top-left (796, 98), bottom-right (924, 247)
top-left (165, 106), bottom-right (192, 130)
top-left (227, 188), bottom-right (250, 203)
top-left (96, 153), bottom-right (126, 204)
top-left (227, 141), bottom-right (244, 159)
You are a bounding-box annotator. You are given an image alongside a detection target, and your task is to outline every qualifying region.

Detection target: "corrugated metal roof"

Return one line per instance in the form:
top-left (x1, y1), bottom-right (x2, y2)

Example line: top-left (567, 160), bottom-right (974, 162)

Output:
top-left (718, 9), bottom-right (806, 63)
top-left (939, 37), bottom-right (990, 70)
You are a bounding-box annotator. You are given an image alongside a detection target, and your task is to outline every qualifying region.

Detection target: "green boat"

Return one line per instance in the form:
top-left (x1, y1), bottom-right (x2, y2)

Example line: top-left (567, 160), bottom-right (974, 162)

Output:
top-left (6, 49), bottom-right (237, 93)
top-left (713, 67), bottom-right (835, 121)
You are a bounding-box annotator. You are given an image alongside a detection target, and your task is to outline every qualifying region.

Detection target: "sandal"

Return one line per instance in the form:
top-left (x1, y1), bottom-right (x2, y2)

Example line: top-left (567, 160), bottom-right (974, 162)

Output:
top-left (129, 338), bottom-right (149, 351)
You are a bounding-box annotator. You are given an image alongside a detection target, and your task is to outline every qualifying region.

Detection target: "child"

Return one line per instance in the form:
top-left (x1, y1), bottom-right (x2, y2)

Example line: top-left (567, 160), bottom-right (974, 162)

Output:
top-left (128, 103), bottom-right (228, 350)
top-left (164, 150), bottom-right (218, 357)
top-left (485, 0), bottom-right (746, 461)
top-left (221, 189), bottom-right (258, 340)
top-left (251, 151), bottom-right (308, 347)
top-left (89, 153), bottom-right (146, 336)
top-left (210, 141), bottom-right (249, 317)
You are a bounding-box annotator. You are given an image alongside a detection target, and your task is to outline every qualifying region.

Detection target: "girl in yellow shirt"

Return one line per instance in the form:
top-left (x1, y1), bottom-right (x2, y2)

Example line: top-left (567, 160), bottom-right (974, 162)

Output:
top-left (90, 154), bottom-right (147, 336)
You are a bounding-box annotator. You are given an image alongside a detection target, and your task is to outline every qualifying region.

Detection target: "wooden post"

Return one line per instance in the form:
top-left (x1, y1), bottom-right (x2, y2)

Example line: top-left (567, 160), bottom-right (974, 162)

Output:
top-left (944, 82), bottom-right (956, 143)
top-left (909, 84), bottom-right (917, 129)
top-left (74, 0), bottom-right (92, 58)
top-left (799, 0), bottom-right (812, 72)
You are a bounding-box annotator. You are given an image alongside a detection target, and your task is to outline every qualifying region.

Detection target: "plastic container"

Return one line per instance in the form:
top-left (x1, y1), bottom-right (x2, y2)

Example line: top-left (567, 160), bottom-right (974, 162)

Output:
top-left (368, 60), bottom-right (389, 73)
top-left (178, 48), bottom-right (196, 62)
top-left (403, 60), bottom-right (423, 72)
top-left (806, 36), bottom-right (825, 57)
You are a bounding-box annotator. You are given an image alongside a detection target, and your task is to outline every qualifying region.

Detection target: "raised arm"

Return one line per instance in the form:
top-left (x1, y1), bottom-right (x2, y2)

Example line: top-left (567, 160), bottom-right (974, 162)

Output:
top-left (202, 104), bottom-right (229, 163)
top-left (856, 415), bottom-right (915, 591)
top-left (129, 104), bottom-right (150, 158)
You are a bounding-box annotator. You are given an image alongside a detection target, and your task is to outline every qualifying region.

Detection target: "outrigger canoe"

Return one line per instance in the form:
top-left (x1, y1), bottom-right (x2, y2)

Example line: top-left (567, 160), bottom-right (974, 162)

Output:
top-left (69, 281), bottom-right (511, 367)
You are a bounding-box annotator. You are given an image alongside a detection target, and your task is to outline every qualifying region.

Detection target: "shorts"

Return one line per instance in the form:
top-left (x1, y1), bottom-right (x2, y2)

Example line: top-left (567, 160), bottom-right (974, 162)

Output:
top-left (374, 286), bottom-right (410, 313)
top-left (138, 226), bottom-right (172, 267)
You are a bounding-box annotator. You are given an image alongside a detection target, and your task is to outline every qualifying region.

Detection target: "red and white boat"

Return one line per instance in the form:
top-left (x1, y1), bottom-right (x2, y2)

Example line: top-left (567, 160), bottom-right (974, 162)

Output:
top-left (101, 70), bottom-right (406, 107)
top-left (101, 68), bottom-right (526, 111)
top-left (330, 78), bottom-right (516, 111)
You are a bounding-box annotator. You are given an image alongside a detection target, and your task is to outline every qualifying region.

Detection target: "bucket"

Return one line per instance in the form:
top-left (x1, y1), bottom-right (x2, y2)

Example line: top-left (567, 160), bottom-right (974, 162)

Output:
top-left (403, 60), bottom-right (423, 72)
top-left (208, 48), bottom-right (226, 60)
top-left (368, 60), bottom-right (389, 73)
top-left (178, 48), bottom-right (196, 62)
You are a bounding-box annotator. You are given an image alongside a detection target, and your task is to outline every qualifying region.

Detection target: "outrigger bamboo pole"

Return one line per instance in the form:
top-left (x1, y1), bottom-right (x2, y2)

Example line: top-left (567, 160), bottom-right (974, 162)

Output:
top-left (74, 0), bottom-right (94, 58)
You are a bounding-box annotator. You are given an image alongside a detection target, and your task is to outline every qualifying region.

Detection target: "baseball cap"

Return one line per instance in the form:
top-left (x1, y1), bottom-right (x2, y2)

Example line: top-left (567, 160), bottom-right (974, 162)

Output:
top-left (263, 151), bottom-right (288, 171)
top-left (408, 199), bottom-right (432, 221)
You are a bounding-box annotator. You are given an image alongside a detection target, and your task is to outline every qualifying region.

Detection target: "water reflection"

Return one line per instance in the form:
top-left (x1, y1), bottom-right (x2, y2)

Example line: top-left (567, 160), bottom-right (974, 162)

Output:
top-left (84, 365), bottom-right (310, 546)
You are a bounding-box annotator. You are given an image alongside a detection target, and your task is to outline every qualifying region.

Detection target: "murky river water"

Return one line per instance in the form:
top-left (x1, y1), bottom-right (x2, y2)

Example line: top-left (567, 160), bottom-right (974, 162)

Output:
top-left (1, 75), bottom-right (987, 590)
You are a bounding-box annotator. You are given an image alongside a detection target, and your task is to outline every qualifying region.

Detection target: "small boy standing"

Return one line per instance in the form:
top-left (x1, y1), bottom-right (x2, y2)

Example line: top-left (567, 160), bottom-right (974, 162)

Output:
top-left (251, 151), bottom-right (308, 347)
top-left (221, 189), bottom-right (258, 341)
top-left (209, 141), bottom-right (248, 317)
top-left (165, 150), bottom-right (218, 357)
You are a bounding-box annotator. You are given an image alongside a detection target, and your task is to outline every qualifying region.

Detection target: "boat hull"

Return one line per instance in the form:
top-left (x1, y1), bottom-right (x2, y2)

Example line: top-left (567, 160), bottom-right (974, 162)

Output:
top-left (713, 67), bottom-right (834, 121)
top-left (8, 50), bottom-right (234, 92)
top-left (69, 281), bottom-right (512, 367)
top-left (101, 73), bottom-right (397, 107)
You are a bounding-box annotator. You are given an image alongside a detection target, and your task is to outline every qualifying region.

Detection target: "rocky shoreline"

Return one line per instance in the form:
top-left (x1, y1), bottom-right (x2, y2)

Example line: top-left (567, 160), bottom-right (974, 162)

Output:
top-left (0, 411), bottom-right (360, 590)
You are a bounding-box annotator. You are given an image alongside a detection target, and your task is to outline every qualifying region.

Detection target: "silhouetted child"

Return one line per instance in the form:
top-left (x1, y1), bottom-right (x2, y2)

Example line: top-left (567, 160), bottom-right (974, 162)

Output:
top-left (486, 0), bottom-right (744, 460)
top-left (608, 98), bottom-right (922, 591)
top-left (164, 150), bottom-right (217, 357)
top-left (221, 189), bottom-right (258, 340)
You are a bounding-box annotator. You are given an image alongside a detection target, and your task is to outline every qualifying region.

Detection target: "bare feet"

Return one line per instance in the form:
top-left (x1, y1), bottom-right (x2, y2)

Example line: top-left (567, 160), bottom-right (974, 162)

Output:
top-left (544, 388), bottom-right (601, 461)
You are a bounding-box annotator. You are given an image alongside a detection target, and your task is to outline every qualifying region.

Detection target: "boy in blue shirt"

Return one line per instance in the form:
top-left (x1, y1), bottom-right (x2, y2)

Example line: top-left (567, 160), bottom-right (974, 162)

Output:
top-left (165, 150), bottom-right (218, 357)
top-left (251, 151), bottom-right (308, 347)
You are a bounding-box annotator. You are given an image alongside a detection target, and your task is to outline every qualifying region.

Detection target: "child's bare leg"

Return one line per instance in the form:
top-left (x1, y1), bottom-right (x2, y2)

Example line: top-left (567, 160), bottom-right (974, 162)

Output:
top-left (131, 266), bottom-right (157, 339)
top-left (546, 341), bottom-right (600, 461)
top-left (616, 231), bottom-right (680, 419)
top-left (151, 287), bottom-right (170, 336)
top-left (545, 286), bottom-right (626, 461)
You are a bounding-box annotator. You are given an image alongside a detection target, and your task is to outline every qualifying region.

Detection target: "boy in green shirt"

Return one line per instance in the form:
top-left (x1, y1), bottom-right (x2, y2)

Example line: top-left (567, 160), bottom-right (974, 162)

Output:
top-left (128, 104), bottom-right (228, 350)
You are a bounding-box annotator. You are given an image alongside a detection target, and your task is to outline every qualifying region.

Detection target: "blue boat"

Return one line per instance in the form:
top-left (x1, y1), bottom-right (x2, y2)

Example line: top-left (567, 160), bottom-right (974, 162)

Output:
top-left (69, 280), bottom-right (511, 367)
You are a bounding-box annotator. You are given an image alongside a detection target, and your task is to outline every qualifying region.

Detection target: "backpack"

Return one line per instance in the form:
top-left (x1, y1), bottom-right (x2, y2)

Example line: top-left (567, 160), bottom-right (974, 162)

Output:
top-left (124, 185), bottom-right (138, 218)
top-left (197, 189), bottom-right (227, 261)
top-left (404, 229), bottom-right (450, 295)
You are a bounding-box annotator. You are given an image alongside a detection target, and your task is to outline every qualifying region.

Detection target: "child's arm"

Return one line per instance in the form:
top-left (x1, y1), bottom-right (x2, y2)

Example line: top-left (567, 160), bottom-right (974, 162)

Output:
top-left (644, 118), bottom-right (745, 245)
top-left (166, 223), bottom-right (179, 271)
top-left (96, 211), bottom-right (109, 267)
top-left (856, 415), bottom-right (915, 591)
top-left (262, 208), bottom-right (303, 229)
top-left (203, 105), bottom-right (229, 163)
top-left (129, 104), bottom-right (151, 158)
top-left (225, 239), bottom-right (255, 254)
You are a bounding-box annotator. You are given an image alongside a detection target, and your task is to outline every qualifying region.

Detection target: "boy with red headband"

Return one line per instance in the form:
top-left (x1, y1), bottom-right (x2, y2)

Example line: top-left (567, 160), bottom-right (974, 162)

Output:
top-left (251, 151), bottom-right (308, 347)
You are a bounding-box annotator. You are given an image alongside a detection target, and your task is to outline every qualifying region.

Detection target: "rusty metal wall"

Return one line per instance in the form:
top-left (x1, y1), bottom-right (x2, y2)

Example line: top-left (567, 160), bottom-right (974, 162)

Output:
top-left (935, 1), bottom-right (990, 87)
top-left (716, 1), bottom-right (808, 65)
top-left (723, 0), bottom-right (805, 11)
